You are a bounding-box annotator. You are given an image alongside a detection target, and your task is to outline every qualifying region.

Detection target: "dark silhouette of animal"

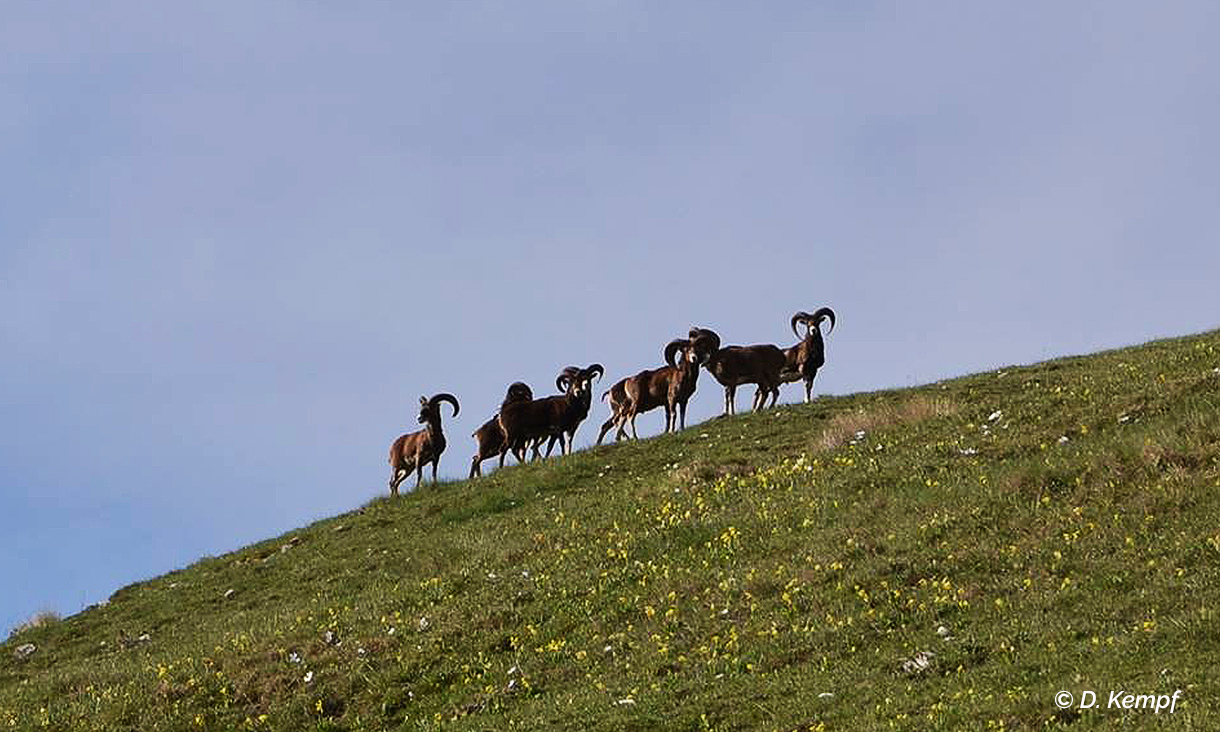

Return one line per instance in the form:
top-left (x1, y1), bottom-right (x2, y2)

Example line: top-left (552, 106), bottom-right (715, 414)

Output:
top-left (497, 366), bottom-right (599, 466)
top-left (469, 382), bottom-right (533, 478)
top-left (780, 308), bottom-right (836, 402)
top-left (688, 327), bottom-right (786, 415)
top-left (542, 364), bottom-right (604, 456)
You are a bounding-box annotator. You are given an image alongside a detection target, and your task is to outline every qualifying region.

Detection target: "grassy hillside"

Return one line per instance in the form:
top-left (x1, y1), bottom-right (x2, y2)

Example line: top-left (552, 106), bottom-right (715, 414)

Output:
top-left (4, 331), bottom-right (1220, 731)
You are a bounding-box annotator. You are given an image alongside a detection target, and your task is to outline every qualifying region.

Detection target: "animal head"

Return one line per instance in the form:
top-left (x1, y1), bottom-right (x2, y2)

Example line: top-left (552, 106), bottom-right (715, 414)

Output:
top-left (665, 337), bottom-right (711, 368)
top-left (791, 308), bottom-right (836, 339)
top-left (557, 364), bottom-right (605, 397)
top-left (418, 392), bottom-right (460, 423)
top-left (686, 327), bottom-right (721, 364)
top-left (502, 381), bottom-right (534, 408)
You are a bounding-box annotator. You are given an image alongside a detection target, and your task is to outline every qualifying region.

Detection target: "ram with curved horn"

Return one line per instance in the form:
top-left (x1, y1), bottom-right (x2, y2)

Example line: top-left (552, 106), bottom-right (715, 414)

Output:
top-left (689, 327), bottom-right (787, 415)
top-left (543, 364), bottom-right (605, 456)
top-left (387, 392), bottom-right (460, 495)
top-left (780, 307), bottom-right (836, 402)
top-left (600, 333), bottom-right (714, 441)
top-left (469, 382), bottom-right (533, 479)
top-left (497, 364), bottom-right (603, 465)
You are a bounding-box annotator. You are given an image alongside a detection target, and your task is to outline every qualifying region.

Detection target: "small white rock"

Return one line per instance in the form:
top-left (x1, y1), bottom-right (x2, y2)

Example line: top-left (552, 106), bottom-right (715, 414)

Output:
top-left (223, 589), bottom-right (236, 599)
top-left (1058, 436), bottom-right (1069, 444)
top-left (615, 698), bottom-right (636, 706)
top-left (900, 650), bottom-right (936, 674)
top-left (303, 671), bottom-right (314, 683)
top-left (988, 410), bottom-right (1003, 422)
top-left (14, 643), bottom-right (36, 659)
top-left (818, 692), bottom-right (834, 699)
top-left (418, 617), bottom-right (429, 631)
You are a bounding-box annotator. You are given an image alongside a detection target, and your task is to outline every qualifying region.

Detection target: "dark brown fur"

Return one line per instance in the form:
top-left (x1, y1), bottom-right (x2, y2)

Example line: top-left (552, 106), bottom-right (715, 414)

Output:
top-left (600, 336), bottom-right (714, 440)
top-left (779, 308), bottom-right (835, 402)
top-left (689, 328), bottom-right (785, 415)
top-left (497, 366), bottom-right (600, 466)
top-left (469, 382), bottom-right (533, 479)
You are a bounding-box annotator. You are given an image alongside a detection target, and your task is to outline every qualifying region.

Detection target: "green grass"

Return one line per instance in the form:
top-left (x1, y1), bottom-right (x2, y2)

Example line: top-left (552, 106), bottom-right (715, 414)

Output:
top-left (4, 331), bottom-right (1220, 730)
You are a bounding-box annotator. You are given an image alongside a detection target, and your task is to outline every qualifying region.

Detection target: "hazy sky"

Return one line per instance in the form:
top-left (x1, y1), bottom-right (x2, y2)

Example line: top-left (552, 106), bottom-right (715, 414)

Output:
top-left (3, 2), bottom-right (1218, 634)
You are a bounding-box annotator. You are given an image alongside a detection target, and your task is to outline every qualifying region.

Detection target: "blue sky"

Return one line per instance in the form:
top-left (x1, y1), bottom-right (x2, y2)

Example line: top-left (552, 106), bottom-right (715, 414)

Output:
top-left (3, 2), bottom-right (1219, 634)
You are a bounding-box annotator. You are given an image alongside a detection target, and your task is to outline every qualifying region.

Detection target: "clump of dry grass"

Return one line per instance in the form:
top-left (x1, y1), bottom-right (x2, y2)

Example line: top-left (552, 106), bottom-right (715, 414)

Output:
top-left (814, 394), bottom-right (958, 451)
top-left (8, 610), bottom-right (61, 639)
top-left (670, 459), bottom-right (753, 485)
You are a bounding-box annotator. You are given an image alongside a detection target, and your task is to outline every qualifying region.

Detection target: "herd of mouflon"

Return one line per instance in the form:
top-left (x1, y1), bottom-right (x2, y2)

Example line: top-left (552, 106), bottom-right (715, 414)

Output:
top-left (387, 308), bottom-right (836, 495)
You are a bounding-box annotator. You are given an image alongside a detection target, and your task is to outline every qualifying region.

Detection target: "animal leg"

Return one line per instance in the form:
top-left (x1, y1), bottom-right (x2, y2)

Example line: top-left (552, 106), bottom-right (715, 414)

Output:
top-left (597, 417), bottom-right (616, 445)
top-left (388, 467), bottom-right (405, 497)
top-left (804, 368), bottom-right (818, 402)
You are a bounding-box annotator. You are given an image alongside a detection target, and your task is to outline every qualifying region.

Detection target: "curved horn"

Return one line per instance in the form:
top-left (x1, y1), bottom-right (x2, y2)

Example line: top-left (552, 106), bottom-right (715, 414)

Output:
top-left (791, 311), bottom-right (813, 339)
top-left (811, 307), bottom-right (836, 336)
top-left (688, 327), bottom-right (720, 353)
top-left (585, 363), bottom-right (605, 383)
top-left (556, 366), bottom-right (580, 392)
top-left (664, 339), bottom-right (689, 367)
top-left (429, 392), bottom-right (460, 417)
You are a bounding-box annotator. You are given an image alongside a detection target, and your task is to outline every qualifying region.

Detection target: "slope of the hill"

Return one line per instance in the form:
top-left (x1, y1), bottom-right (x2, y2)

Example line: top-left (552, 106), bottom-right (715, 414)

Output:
top-left (3, 331), bottom-right (1220, 731)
